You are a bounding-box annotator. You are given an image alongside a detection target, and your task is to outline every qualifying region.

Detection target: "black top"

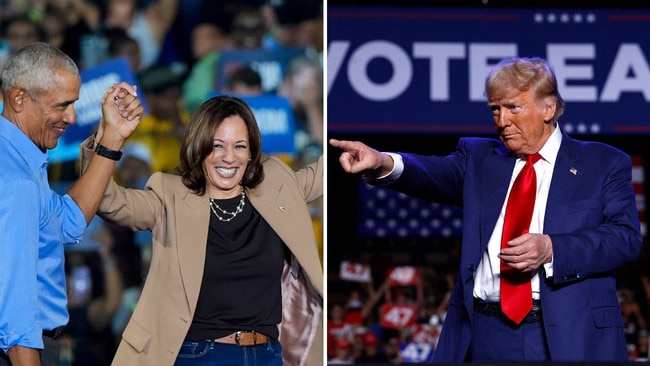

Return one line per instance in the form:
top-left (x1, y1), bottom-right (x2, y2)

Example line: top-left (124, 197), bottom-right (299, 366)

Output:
top-left (185, 194), bottom-right (285, 341)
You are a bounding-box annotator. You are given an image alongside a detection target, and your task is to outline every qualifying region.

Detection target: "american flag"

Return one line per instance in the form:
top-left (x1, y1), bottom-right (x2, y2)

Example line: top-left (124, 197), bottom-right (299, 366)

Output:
top-left (357, 155), bottom-right (646, 239)
top-left (357, 182), bottom-right (463, 238)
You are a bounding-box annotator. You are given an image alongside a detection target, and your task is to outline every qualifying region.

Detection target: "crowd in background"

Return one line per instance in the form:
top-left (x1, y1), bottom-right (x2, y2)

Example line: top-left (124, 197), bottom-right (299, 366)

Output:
top-left (327, 241), bottom-right (650, 363)
top-left (0, 0), bottom-right (322, 365)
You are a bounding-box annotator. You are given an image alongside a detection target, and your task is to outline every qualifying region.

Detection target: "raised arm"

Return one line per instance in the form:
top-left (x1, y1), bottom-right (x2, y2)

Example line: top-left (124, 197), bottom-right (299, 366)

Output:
top-left (67, 83), bottom-right (142, 224)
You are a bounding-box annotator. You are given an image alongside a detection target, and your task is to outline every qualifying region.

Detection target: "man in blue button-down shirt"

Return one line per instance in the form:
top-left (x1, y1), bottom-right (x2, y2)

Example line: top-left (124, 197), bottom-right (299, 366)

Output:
top-left (0, 42), bottom-right (143, 366)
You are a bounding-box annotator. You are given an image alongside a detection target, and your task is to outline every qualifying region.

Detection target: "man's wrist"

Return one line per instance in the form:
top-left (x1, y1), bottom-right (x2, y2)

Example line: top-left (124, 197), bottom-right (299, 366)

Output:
top-left (363, 152), bottom-right (403, 185)
top-left (95, 143), bottom-right (123, 161)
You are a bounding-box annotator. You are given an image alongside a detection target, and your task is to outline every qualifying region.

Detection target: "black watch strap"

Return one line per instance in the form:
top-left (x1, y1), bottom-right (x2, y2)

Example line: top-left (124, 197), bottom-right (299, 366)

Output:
top-left (95, 143), bottom-right (123, 161)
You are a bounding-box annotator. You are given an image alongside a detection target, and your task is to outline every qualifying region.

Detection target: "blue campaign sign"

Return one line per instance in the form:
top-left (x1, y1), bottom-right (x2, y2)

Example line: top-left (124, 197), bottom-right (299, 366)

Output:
top-left (217, 49), bottom-right (306, 94)
top-left (328, 7), bottom-right (650, 135)
top-left (209, 93), bottom-right (297, 156)
top-left (48, 57), bottom-right (143, 162)
top-left (399, 341), bottom-right (435, 363)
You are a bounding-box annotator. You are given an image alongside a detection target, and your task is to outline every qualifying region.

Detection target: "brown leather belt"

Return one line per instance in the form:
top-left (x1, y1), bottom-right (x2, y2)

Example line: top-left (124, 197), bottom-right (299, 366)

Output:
top-left (214, 331), bottom-right (267, 347)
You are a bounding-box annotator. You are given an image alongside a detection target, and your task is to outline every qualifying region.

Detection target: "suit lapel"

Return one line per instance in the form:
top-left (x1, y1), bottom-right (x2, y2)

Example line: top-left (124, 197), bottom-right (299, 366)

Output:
top-left (176, 192), bottom-right (210, 311)
top-left (544, 134), bottom-right (581, 232)
top-left (479, 147), bottom-right (516, 251)
top-left (248, 183), bottom-right (323, 293)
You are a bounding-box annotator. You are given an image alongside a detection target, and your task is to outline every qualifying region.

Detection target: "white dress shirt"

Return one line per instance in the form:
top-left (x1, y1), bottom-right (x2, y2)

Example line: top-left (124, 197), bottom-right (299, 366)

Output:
top-left (474, 126), bottom-right (561, 301)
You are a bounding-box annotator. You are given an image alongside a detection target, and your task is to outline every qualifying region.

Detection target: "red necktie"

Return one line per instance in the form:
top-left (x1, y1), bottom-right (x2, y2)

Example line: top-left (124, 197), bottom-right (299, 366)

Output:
top-left (500, 153), bottom-right (541, 324)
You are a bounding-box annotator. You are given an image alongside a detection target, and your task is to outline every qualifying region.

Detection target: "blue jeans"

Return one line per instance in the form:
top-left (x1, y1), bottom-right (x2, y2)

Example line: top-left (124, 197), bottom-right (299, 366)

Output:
top-left (175, 339), bottom-right (283, 366)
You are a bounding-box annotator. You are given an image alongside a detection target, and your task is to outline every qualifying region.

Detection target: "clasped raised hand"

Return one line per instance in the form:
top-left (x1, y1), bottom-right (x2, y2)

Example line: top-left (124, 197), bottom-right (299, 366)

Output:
top-left (97, 82), bottom-right (143, 148)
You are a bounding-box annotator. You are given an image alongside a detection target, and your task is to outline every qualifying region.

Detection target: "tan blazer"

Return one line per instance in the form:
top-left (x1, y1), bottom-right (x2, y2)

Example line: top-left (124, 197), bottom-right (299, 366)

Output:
top-left (81, 141), bottom-right (323, 366)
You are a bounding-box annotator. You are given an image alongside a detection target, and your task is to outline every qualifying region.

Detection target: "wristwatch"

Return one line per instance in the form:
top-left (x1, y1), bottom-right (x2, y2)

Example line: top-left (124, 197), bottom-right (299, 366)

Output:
top-left (95, 143), bottom-right (123, 161)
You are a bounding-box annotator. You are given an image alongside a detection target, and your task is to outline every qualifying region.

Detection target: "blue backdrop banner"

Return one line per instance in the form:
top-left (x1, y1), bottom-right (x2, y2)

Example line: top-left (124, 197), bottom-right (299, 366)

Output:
top-left (327, 7), bottom-right (650, 135)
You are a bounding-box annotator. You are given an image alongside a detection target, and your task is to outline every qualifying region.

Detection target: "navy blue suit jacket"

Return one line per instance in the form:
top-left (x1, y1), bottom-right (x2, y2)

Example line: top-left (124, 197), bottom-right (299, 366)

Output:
top-left (387, 130), bottom-right (642, 362)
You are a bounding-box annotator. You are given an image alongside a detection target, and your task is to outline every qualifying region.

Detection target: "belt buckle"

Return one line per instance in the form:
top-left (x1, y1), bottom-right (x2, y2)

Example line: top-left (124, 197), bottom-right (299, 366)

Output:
top-left (235, 331), bottom-right (256, 346)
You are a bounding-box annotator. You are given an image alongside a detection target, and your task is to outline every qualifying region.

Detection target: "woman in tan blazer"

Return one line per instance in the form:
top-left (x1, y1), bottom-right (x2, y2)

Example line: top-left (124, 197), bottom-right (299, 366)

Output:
top-left (81, 95), bottom-right (323, 365)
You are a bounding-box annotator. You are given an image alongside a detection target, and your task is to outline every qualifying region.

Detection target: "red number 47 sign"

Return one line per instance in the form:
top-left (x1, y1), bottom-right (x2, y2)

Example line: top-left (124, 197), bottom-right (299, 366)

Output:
top-left (380, 303), bottom-right (418, 329)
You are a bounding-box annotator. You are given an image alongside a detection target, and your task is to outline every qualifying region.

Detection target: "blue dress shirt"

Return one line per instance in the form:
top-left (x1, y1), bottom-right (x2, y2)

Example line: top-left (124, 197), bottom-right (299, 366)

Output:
top-left (0, 116), bottom-right (86, 353)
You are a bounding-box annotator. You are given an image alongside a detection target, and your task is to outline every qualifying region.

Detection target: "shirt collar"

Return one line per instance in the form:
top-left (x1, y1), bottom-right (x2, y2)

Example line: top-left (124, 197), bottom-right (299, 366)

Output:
top-left (0, 115), bottom-right (49, 171)
top-left (537, 123), bottom-right (562, 166)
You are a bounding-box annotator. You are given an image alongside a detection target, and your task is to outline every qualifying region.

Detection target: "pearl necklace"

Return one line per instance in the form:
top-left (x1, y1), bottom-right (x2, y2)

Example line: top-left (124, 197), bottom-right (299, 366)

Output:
top-left (209, 191), bottom-right (246, 222)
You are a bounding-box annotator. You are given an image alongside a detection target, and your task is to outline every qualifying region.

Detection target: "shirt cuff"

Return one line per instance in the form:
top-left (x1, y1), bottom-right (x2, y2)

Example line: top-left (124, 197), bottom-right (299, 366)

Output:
top-left (363, 152), bottom-right (404, 185)
top-left (543, 261), bottom-right (554, 278)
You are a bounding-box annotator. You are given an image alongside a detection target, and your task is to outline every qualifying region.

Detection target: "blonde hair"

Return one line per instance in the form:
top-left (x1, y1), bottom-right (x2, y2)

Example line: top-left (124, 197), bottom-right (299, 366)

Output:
top-left (485, 57), bottom-right (565, 123)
